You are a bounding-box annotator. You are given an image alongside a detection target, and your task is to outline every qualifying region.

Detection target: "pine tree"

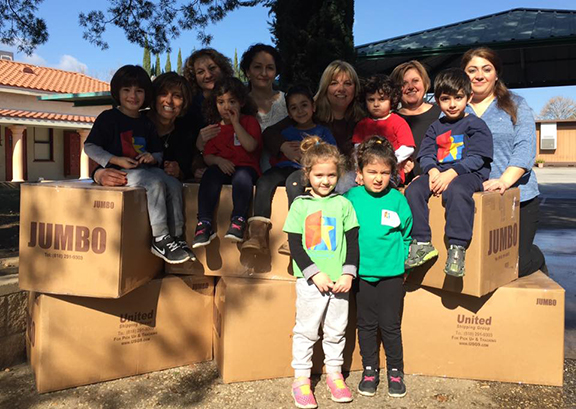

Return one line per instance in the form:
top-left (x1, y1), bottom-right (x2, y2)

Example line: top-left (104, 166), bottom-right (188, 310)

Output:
top-left (143, 42), bottom-right (152, 76)
top-left (155, 54), bottom-right (161, 76)
top-left (165, 53), bottom-right (172, 73)
top-left (233, 48), bottom-right (246, 82)
top-left (177, 48), bottom-right (183, 75)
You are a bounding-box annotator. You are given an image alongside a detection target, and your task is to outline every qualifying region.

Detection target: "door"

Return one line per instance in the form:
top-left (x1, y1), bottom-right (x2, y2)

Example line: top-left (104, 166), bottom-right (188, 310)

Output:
top-left (63, 130), bottom-right (80, 177)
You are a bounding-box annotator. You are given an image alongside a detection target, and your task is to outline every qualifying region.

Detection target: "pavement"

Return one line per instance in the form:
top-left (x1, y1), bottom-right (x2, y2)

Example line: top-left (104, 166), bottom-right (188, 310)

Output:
top-left (0, 167), bottom-right (574, 408)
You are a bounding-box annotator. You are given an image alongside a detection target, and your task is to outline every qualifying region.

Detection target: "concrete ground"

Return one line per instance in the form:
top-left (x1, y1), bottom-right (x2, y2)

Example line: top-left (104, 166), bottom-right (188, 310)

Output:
top-left (0, 167), bottom-right (574, 408)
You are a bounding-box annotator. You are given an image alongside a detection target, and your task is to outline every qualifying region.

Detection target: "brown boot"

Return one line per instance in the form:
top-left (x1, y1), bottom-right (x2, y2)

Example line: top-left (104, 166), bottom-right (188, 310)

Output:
top-left (241, 217), bottom-right (271, 256)
top-left (278, 240), bottom-right (290, 256)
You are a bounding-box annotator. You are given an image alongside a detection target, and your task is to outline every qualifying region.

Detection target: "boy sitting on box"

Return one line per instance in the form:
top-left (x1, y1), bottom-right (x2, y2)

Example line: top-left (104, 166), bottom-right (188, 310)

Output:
top-left (84, 65), bottom-right (194, 264)
top-left (404, 68), bottom-right (493, 277)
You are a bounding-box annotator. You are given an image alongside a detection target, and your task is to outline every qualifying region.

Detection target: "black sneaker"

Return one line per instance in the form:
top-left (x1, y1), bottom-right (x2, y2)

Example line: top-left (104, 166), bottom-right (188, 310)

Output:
top-left (151, 235), bottom-right (190, 264)
top-left (176, 236), bottom-right (196, 262)
top-left (192, 220), bottom-right (216, 249)
top-left (224, 216), bottom-right (246, 242)
top-left (358, 367), bottom-right (379, 397)
top-left (387, 369), bottom-right (406, 398)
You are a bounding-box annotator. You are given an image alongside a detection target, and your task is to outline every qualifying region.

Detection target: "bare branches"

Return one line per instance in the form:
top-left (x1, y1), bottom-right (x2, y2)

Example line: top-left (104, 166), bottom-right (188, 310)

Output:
top-left (539, 96), bottom-right (576, 120)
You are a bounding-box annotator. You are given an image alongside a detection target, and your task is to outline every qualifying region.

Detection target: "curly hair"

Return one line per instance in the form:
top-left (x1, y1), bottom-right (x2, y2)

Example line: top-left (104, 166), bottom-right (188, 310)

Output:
top-left (356, 136), bottom-right (397, 179)
top-left (300, 136), bottom-right (346, 184)
top-left (202, 77), bottom-right (258, 124)
top-left (240, 43), bottom-right (283, 79)
top-left (183, 48), bottom-right (234, 97)
top-left (151, 72), bottom-right (193, 117)
top-left (110, 65), bottom-right (153, 109)
top-left (360, 74), bottom-right (402, 113)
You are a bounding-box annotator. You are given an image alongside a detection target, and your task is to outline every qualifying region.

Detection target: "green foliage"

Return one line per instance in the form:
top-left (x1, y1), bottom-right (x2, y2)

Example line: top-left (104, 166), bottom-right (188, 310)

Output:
top-left (165, 53), bottom-right (172, 72)
top-left (269, 0), bottom-right (355, 89)
top-left (233, 48), bottom-right (247, 82)
top-left (0, 0), bottom-right (48, 55)
top-left (177, 48), bottom-right (183, 75)
top-left (155, 55), bottom-right (161, 76)
top-left (143, 42), bottom-right (152, 76)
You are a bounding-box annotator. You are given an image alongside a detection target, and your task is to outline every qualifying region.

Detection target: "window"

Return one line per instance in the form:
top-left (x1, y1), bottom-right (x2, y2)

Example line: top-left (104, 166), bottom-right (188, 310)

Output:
top-left (34, 128), bottom-right (54, 162)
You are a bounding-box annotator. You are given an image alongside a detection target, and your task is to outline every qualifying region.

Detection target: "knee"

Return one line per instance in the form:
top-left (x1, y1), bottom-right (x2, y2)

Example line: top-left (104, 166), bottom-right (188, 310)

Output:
top-left (443, 179), bottom-right (469, 201)
top-left (233, 169), bottom-right (255, 186)
top-left (405, 178), bottom-right (427, 201)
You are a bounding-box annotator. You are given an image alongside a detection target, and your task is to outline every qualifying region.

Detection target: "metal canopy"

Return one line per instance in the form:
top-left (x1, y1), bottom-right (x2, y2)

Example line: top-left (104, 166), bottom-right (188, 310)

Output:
top-left (38, 91), bottom-right (114, 107)
top-left (355, 8), bottom-right (576, 89)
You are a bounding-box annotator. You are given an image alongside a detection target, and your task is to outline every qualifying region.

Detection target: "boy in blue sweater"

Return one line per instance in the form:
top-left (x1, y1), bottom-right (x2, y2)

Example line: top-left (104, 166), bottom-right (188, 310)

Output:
top-left (404, 68), bottom-right (493, 277)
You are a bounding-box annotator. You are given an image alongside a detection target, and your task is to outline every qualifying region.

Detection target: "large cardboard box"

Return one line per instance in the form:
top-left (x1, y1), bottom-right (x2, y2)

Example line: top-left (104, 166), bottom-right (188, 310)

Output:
top-left (19, 181), bottom-right (163, 298)
top-left (27, 275), bottom-right (214, 393)
top-left (406, 188), bottom-right (520, 297)
top-left (213, 277), bottom-right (383, 383)
top-left (403, 272), bottom-right (565, 386)
top-left (168, 184), bottom-right (295, 281)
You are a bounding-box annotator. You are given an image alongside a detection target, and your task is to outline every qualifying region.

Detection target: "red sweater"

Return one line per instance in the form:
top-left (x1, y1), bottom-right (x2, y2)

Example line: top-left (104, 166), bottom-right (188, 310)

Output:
top-left (203, 115), bottom-right (262, 174)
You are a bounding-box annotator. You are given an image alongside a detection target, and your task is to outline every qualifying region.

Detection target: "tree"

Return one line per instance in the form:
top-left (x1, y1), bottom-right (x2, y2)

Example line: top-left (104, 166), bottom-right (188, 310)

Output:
top-left (0, 0), bottom-right (48, 54)
top-left (177, 48), bottom-right (183, 75)
top-left (143, 42), bottom-right (152, 76)
top-left (155, 55), bottom-right (161, 77)
top-left (269, 0), bottom-right (355, 88)
top-left (233, 48), bottom-right (247, 82)
top-left (539, 96), bottom-right (576, 120)
top-left (165, 53), bottom-right (172, 73)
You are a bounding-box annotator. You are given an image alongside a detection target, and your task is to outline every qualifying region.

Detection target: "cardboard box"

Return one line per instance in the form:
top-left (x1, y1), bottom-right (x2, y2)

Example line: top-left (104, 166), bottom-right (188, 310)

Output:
top-left (19, 181), bottom-right (163, 298)
top-left (403, 272), bottom-right (565, 386)
top-left (167, 184), bottom-right (295, 281)
top-left (406, 188), bottom-right (520, 297)
top-left (27, 275), bottom-right (214, 393)
top-left (213, 277), bottom-right (384, 383)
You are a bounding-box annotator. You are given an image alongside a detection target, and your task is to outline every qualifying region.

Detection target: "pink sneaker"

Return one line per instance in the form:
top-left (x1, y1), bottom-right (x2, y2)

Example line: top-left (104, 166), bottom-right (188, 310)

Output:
top-left (292, 377), bottom-right (317, 409)
top-left (326, 373), bottom-right (353, 403)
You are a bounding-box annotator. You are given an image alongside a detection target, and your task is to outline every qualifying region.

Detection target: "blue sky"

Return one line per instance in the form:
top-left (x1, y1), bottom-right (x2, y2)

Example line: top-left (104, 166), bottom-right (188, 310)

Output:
top-left (2, 0), bottom-right (576, 114)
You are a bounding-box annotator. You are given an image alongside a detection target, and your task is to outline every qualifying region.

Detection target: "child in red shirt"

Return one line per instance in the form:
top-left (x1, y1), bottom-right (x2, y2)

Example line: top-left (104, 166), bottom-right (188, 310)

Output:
top-left (353, 75), bottom-right (416, 184)
top-left (193, 77), bottom-right (262, 247)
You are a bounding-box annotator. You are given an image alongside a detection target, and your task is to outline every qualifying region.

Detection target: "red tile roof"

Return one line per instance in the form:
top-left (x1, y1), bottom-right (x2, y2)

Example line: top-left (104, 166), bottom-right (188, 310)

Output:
top-left (0, 60), bottom-right (109, 94)
top-left (0, 108), bottom-right (96, 124)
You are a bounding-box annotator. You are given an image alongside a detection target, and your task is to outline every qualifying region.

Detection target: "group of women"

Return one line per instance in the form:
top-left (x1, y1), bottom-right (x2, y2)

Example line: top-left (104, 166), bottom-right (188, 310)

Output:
top-left (94, 44), bottom-right (545, 278)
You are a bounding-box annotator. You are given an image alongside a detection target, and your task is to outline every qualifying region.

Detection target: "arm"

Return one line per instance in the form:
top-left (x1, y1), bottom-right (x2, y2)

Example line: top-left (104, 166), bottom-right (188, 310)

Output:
top-left (204, 154), bottom-right (235, 175)
top-left (417, 123), bottom-right (440, 174)
top-left (232, 115), bottom-right (260, 152)
top-left (84, 142), bottom-right (114, 168)
top-left (262, 116), bottom-right (293, 156)
top-left (288, 232), bottom-right (333, 292)
top-left (93, 168), bottom-right (128, 186)
top-left (451, 117), bottom-right (493, 175)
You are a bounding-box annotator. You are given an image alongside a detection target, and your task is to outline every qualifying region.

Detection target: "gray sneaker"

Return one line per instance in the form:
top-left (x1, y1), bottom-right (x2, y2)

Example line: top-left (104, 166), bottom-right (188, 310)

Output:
top-left (444, 245), bottom-right (466, 277)
top-left (405, 240), bottom-right (439, 269)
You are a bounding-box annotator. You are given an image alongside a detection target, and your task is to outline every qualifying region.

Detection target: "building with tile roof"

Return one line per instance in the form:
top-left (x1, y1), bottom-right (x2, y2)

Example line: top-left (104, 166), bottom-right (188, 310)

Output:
top-left (0, 59), bottom-right (111, 181)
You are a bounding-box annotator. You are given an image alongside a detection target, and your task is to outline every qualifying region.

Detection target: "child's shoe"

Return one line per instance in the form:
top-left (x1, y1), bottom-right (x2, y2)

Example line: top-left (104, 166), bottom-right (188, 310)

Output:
top-left (387, 368), bottom-right (406, 398)
top-left (404, 240), bottom-right (438, 269)
top-left (444, 244), bottom-right (466, 277)
top-left (291, 377), bottom-right (317, 409)
top-left (224, 216), bottom-right (246, 242)
top-left (326, 372), bottom-right (353, 403)
top-left (192, 220), bottom-right (216, 248)
top-left (151, 235), bottom-right (190, 264)
top-left (357, 367), bottom-right (379, 397)
top-left (175, 236), bottom-right (196, 262)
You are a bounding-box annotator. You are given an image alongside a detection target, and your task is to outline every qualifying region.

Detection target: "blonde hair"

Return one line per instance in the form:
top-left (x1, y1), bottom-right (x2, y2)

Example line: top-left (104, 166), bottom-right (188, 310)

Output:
top-left (300, 136), bottom-right (346, 183)
top-left (314, 60), bottom-right (364, 123)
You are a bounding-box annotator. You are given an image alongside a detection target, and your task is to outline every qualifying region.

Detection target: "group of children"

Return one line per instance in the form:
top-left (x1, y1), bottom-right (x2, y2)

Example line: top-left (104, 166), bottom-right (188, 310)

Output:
top-left (85, 63), bottom-right (493, 408)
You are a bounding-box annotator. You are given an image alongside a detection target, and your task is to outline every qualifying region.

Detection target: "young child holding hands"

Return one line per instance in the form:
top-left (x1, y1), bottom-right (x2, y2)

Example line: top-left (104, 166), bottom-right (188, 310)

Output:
top-left (283, 137), bottom-right (359, 408)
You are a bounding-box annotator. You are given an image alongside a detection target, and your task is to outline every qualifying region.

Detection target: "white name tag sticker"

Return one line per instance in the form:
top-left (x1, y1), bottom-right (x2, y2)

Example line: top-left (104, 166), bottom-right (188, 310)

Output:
top-left (381, 209), bottom-right (400, 227)
top-left (233, 133), bottom-right (241, 146)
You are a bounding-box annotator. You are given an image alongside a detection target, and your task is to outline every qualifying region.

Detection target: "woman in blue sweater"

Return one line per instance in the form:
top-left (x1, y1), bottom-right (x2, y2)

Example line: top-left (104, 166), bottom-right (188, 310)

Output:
top-left (461, 47), bottom-right (546, 277)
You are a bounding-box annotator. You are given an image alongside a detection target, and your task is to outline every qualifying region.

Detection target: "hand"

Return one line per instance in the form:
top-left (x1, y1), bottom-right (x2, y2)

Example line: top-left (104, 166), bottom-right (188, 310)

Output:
top-left (402, 158), bottom-right (415, 174)
top-left (483, 178), bottom-right (507, 194)
top-left (216, 158), bottom-right (235, 175)
top-left (431, 169), bottom-right (458, 195)
top-left (163, 160), bottom-right (181, 178)
top-left (228, 106), bottom-right (241, 125)
top-left (194, 167), bottom-right (206, 180)
top-left (136, 152), bottom-right (157, 165)
top-left (428, 168), bottom-right (440, 192)
top-left (94, 168), bottom-right (127, 186)
top-left (198, 124), bottom-right (220, 150)
top-left (111, 156), bottom-right (138, 170)
top-left (332, 274), bottom-right (353, 293)
top-left (311, 272), bottom-right (334, 293)
top-left (281, 141), bottom-right (302, 163)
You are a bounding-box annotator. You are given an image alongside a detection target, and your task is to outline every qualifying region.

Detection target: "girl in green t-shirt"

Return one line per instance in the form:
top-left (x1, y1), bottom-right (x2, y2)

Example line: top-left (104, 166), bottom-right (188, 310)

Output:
top-left (344, 137), bottom-right (413, 399)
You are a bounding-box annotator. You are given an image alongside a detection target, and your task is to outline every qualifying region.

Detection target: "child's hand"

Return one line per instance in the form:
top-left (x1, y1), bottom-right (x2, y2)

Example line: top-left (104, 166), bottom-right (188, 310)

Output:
top-left (136, 152), bottom-right (157, 165)
top-left (111, 156), bottom-right (138, 170)
top-left (428, 168), bottom-right (440, 193)
top-left (311, 272), bottom-right (334, 293)
top-left (281, 141), bottom-right (302, 163)
top-left (216, 158), bottom-right (235, 175)
top-left (228, 106), bottom-right (241, 125)
top-left (431, 169), bottom-right (458, 194)
top-left (198, 124), bottom-right (220, 149)
top-left (402, 158), bottom-right (415, 174)
top-left (163, 160), bottom-right (181, 178)
top-left (332, 274), bottom-right (353, 293)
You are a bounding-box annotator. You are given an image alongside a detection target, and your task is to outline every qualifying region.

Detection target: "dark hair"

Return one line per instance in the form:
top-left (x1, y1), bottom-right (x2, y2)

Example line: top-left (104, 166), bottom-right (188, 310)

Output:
top-left (240, 43), bottom-right (283, 79)
top-left (360, 74), bottom-right (401, 113)
top-left (300, 136), bottom-right (346, 182)
top-left (356, 136), bottom-right (397, 178)
top-left (285, 84), bottom-right (314, 106)
top-left (151, 72), bottom-right (193, 116)
top-left (183, 48), bottom-right (234, 96)
top-left (461, 47), bottom-right (517, 124)
top-left (202, 77), bottom-right (258, 123)
top-left (433, 68), bottom-right (472, 100)
top-left (110, 65), bottom-right (153, 109)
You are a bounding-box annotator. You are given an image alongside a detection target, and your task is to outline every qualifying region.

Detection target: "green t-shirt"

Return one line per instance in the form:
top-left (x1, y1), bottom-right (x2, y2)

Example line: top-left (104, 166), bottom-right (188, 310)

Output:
top-left (283, 194), bottom-right (359, 281)
top-left (344, 186), bottom-right (413, 281)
